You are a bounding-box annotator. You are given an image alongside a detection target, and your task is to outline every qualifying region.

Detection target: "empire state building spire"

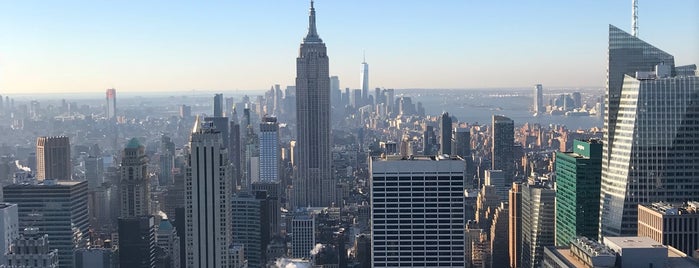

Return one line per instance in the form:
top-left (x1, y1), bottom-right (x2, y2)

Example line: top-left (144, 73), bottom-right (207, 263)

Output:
top-left (303, 0), bottom-right (322, 43)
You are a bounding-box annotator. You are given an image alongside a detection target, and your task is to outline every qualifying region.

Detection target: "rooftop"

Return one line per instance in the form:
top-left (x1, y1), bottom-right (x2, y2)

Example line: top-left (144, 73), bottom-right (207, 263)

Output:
top-left (641, 201), bottom-right (699, 215)
top-left (604, 236), bottom-right (663, 249)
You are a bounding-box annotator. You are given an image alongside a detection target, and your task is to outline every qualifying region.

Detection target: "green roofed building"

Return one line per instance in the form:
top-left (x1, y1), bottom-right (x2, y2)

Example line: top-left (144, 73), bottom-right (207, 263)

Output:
top-left (555, 139), bottom-right (602, 247)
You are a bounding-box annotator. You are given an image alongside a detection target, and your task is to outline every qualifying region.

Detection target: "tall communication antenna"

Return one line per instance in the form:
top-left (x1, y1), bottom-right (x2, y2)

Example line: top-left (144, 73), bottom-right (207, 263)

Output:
top-left (632, 0), bottom-right (638, 36)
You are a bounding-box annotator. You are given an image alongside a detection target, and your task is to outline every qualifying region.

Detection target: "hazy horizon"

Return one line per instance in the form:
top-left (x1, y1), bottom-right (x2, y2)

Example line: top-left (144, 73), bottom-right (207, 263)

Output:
top-left (1, 1), bottom-right (697, 94)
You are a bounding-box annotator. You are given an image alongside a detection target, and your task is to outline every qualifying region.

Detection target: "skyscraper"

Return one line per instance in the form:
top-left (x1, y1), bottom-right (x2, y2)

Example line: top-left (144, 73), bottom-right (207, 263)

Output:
top-left (0, 203), bottom-right (18, 265)
top-left (4, 180), bottom-right (89, 268)
top-left (439, 112), bottom-right (452, 155)
top-left (119, 138), bottom-right (151, 218)
top-left (117, 138), bottom-right (154, 268)
top-left (106, 88), bottom-right (116, 119)
top-left (360, 56), bottom-right (369, 105)
top-left (370, 155), bottom-right (466, 267)
top-left (555, 139), bottom-right (602, 246)
top-left (294, 1), bottom-right (334, 208)
top-left (521, 182), bottom-right (556, 268)
top-left (600, 25), bottom-right (676, 237)
top-left (533, 84), bottom-right (544, 115)
top-left (185, 117), bottom-right (232, 268)
top-left (213, 93), bottom-right (223, 117)
top-left (36, 136), bottom-right (71, 181)
top-left (600, 61), bottom-right (699, 236)
top-left (492, 115), bottom-right (514, 182)
top-left (259, 116), bottom-right (279, 182)
top-left (509, 182), bottom-right (523, 268)
top-left (231, 191), bottom-right (270, 268)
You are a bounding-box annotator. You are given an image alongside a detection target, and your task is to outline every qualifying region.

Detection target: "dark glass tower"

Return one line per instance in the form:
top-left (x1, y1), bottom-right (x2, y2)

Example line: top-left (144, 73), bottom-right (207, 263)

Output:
top-left (439, 112), bottom-right (452, 155)
top-left (492, 115), bottom-right (514, 182)
top-left (294, 1), bottom-right (334, 207)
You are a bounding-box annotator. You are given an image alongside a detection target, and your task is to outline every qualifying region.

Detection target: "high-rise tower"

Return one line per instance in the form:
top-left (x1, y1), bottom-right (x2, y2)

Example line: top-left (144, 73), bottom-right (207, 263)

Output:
top-left (492, 115), bottom-right (514, 182)
top-left (106, 88), bottom-right (116, 119)
top-left (600, 25), bottom-right (680, 238)
top-left (185, 117), bottom-right (232, 267)
top-left (533, 84), bottom-right (544, 115)
top-left (360, 54), bottom-right (369, 105)
top-left (119, 138), bottom-right (151, 218)
top-left (294, 1), bottom-right (334, 208)
top-left (36, 136), bottom-right (71, 181)
top-left (259, 116), bottom-right (279, 182)
top-left (439, 112), bottom-right (452, 155)
top-left (213, 94), bottom-right (223, 117)
top-left (600, 62), bottom-right (698, 236)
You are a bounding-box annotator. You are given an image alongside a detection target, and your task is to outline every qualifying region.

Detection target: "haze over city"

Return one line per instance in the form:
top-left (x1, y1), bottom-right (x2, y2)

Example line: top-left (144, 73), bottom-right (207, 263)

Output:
top-left (1, 0), bottom-right (698, 94)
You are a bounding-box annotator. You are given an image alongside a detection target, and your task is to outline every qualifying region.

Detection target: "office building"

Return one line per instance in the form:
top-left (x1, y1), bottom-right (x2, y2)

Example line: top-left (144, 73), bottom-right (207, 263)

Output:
top-left (484, 170), bottom-right (507, 200)
top-left (259, 116), bottom-right (279, 182)
top-left (294, 1), bottom-right (334, 208)
top-left (600, 24), bottom-right (678, 237)
top-left (492, 115), bottom-right (514, 182)
top-left (638, 202), bottom-right (699, 256)
top-left (509, 182), bottom-right (523, 268)
top-left (360, 57), bottom-right (369, 105)
top-left (521, 182), bottom-right (556, 268)
top-left (213, 93), bottom-right (223, 117)
top-left (555, 139), bottom-right (602, 246)
top-left (534, 84), bottom-right (544, 115)
top-left (118, 216), bottom-right (156, 268)
top-left (251, 182), bottom-right (282, 237)
top-left (330, 76), bottom-right (341, 108)
top-left (291, 213), bottom-right (315, 259)
top-left (229, 111), bottom-right (242, 188)
top-left (370, 155), bottom-right (466, 267)
top-left (84, 156), bottom-right (104, 190)
top-left (75, 247), bottom-right (118, 268)
top-left (489, 202), bottom-right (509, 268)
top-left (119, 138), bottom-right (151, 218)
top-left (439, 112), bottom-right (452, 155)
top-left (452, 127), bottom-right (470, 158)
top-left (3, 180), bottom-right (88, 268)
top-left (232, 191), bottom-right (270, 268)
top-left (185, 117), bottom-right (232, 268)
top-left (0, 203), bottom-right (18, 265)
top-left (106, 88), bottom-right (116, 119)
top-left (600, 53), bottom-right (698, 236)
top-left (156, 218), bottom-right (181, 268)
top-left (541, 237), bottom-right (616, 268)
top-left (36, 136), bottom-right (71, 181)
top-left (4, 229), bottom-right (59, 268)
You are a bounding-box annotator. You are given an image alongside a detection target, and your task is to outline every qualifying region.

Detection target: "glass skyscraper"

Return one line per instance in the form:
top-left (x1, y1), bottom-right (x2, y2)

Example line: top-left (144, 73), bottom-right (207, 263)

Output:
top-left (555, 139), bottom-right (602, 246)
top-left (600, 24), bottom-right (698, 237)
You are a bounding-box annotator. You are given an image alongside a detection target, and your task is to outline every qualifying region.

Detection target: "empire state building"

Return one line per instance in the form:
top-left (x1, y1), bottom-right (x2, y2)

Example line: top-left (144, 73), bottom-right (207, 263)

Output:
top-left (294, 1), bottom-right (334, 208)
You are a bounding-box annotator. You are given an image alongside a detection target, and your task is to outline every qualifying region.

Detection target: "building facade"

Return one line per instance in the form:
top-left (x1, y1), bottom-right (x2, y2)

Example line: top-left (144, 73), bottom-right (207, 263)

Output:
top-left (294, 1), bottom-right (334, 208)
top-left (259, 116), bottom-right (279, 183)
top-left (370, 155), bottom-right (466, 267)
top-left (3, 181), bottom-right (88, 268)
top-left (492, 115), bottom-right (514, 182)
top-left (106, 88), bottom-right (116, 119)
top-left (638, 202), bottom-right (699, 256)
top-left (555, 139), bottom-right (602, 246)
top-left (119, 138), bottom-right (151, 218)
top-left (185, 118), bottom-right (232, 268)
top-left (36, 136), bottom-right (71, 181)
top-left (521, 182), bottom-right (556, 268)
top-left (600, 58), bottom-right (698, 236)
top-left (599, 24), bottom-right (678, 237)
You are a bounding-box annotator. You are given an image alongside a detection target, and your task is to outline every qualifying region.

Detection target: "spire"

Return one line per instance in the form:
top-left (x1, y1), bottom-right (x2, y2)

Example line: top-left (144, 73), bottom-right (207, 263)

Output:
top-left (303, 0), bottom-right (323, 43)
top-left (192, 115), bottom-right (201, 133)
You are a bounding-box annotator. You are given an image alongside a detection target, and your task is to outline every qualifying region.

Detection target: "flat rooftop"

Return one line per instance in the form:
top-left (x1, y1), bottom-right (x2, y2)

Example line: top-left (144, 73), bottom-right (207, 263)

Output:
top-left (605, 236), bottom-right (663, 248)
top-left (375, 154), bottom-right (464, 161)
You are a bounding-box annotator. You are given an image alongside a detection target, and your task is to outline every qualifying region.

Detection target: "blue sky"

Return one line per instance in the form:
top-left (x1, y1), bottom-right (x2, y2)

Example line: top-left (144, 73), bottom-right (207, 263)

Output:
top-left (0, 0), bottom-right (697, 94)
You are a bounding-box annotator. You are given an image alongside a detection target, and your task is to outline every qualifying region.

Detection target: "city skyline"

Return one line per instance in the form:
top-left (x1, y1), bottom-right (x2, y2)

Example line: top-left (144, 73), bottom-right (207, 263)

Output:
top-left (0, 1), bottom-right (697, 94)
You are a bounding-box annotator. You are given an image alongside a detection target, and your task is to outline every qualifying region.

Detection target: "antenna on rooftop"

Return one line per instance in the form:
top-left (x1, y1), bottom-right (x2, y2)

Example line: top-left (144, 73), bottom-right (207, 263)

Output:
top-left (632, 0), bottom-right (638, 37)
